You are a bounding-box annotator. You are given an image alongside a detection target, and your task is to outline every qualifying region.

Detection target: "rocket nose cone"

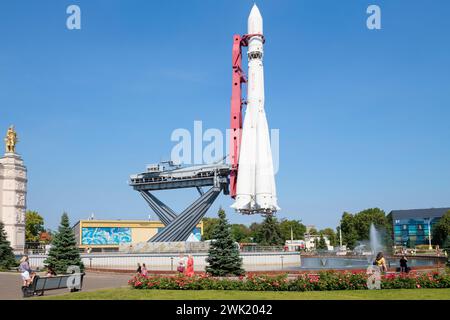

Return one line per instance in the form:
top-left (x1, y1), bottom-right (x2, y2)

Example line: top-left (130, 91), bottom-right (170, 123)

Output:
top-left (248, 4), bottom-right (263, 34)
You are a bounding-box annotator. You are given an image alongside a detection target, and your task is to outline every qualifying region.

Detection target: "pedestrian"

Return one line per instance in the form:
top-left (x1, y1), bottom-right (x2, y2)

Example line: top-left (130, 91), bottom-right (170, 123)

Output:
top-left (373, 252), bottom-right (387, 272)
top-left (19, 256), bottom-right (35, 287)
top-left (46, 266), bottom-right (57, 277)
top-left (136, 263), bottom-right (142, 275)
top-left (399, 255), bottom-right (409, 273)
top-left (185, 255), bottom-right (194, 277)
top-left (141, 263), bottom-right (148, 277)
top-left (177, 254), bottom-right (186, 274)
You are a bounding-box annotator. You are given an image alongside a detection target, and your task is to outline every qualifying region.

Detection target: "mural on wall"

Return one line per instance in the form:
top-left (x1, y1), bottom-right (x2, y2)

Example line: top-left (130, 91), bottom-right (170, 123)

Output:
top-left (192, 227), bottom-right (201, 241)
top-left (82, 227), bottom-right (132, 245)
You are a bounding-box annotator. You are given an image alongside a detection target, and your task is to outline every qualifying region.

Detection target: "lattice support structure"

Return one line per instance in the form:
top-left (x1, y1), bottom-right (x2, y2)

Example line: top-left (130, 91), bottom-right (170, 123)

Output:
top-left (130, 164), bottom-right (230, 242)
top-left (150, 185), bottom-right (223, 242)
top-left (139, 191), bottom-right (177, 226)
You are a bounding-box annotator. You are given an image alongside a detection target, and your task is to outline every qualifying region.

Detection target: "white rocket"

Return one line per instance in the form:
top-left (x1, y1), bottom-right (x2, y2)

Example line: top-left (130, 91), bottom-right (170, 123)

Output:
top-left (231, 4), bottom-right (280, 214)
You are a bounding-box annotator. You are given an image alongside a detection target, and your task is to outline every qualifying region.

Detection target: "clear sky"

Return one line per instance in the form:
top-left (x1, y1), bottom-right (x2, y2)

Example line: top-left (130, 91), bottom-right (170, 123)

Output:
top-left (1, 0), bottom-right (449, 231)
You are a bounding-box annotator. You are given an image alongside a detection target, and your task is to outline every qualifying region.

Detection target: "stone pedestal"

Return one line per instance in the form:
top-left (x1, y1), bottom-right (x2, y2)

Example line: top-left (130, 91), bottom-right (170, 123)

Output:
top-left (0, 152), bottom-right (27, 254)
top-left (119, 241), bottom-right (210, 253)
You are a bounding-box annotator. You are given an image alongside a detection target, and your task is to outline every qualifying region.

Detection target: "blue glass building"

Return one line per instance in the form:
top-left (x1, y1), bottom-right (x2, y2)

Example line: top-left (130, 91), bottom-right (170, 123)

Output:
top-left (390, 208), bottom-right (450, 247)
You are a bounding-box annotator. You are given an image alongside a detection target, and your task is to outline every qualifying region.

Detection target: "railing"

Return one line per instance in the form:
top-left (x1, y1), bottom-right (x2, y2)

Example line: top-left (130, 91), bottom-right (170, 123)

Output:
top-left (79, 246), bottom-right (290, 254)
top-left (28, 251), bottom-right (301, 272)
top-left (24, 242), bottom-right (49, 255)
top-left (240, 246), bottom-right (285, 252)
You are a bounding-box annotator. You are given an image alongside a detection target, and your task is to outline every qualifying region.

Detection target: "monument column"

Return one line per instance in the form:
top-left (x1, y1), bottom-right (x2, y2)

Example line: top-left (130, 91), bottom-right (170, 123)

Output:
top-left (0, 126), bottom-right (27, 254)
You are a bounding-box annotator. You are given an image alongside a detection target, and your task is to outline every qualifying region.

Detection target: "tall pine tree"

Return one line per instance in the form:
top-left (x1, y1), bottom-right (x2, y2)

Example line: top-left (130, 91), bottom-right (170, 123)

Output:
top-left (206, 208), bottom-right (244, 276)
top-left (318, 235), bottom-right (328, 250)
top-left (44, 212), bottom-right (84, 273)
top-left (258, 215), bottom-right (284, 246)
top-left (0, 222), bottom-right (17, 270)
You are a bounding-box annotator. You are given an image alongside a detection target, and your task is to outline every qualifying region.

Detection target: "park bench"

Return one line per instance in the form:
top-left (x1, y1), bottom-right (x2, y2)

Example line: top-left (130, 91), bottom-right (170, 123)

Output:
top-left (21, 273), bottom-right (85, 298)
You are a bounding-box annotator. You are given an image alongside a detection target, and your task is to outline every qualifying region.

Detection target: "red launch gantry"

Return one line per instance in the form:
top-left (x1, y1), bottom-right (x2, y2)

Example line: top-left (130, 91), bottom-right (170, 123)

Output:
top-left (229, 33), bottom-right (265, 199)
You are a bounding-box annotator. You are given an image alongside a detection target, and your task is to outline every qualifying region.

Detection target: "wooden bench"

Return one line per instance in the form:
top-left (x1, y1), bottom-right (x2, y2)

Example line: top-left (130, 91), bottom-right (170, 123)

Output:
top-left (22, 273), bottom-right (85, 298)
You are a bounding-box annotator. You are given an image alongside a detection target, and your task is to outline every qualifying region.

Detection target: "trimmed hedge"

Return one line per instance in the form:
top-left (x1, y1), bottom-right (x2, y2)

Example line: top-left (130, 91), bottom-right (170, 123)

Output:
top-left (128, 271), bottom-right (450, 291)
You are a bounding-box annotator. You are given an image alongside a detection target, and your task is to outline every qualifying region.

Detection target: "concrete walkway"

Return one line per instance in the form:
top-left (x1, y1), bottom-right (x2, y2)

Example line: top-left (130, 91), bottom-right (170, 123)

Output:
top-left (0, 271), bottom-right (133, 300)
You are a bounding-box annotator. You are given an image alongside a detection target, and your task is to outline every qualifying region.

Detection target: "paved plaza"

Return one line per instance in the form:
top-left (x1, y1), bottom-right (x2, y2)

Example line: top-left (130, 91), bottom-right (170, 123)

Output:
top-left (0, 271), bottom-right (133, 300)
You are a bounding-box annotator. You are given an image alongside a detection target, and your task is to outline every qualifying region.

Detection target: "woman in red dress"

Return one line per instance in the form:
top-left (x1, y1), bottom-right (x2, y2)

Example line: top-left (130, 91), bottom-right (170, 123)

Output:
top-left (185, 255), bottom-right (194, 277)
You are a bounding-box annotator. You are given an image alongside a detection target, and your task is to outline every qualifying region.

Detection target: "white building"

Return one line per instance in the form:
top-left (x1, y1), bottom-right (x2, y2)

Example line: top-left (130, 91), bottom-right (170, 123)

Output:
top-left (285, 240), bottom-right (306, 251)
top-left (304, 234), bottom-right (333, 251)
top-left (285, 235), bottom-right (334, 252)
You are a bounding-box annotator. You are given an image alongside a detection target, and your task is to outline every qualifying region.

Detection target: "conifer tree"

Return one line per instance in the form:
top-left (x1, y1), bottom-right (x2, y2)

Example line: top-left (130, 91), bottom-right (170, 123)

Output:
top-left (318, 234), bottom-right (328, 250)
top-left (44, 212), bottom-right (84, 273)
top-left (206, 208), bottom-right (244, 276)
top-left (258, 215), bottom-right (284, 246)
top-left (0, 222), bottom-right (17, 270)
top-left (314, 238), bottom-right (319, 250)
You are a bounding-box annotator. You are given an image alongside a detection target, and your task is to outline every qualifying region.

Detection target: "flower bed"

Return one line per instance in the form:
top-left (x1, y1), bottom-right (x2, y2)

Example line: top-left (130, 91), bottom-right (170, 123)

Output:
top-left (128, 271), bottom-right (450, 291)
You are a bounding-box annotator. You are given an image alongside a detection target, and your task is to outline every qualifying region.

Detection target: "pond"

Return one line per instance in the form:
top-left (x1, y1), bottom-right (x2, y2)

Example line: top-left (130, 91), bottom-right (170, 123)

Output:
top-left (294, 256), bottom-right (438, 270)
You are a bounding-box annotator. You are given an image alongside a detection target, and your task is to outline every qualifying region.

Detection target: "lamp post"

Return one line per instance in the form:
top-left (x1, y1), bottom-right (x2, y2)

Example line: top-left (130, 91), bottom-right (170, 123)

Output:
top-left (426, 219), bottom-right (432, 250)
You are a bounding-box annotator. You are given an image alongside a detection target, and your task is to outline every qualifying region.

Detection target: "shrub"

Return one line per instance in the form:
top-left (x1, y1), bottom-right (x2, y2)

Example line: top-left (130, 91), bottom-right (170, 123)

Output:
top-left (128, 270), bottom-right (450, 292)
top-left (0, 222), bottom-right (18, 271)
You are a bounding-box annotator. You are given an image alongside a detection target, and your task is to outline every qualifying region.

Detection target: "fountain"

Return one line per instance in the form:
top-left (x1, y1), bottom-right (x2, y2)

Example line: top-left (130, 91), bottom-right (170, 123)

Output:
top-left (296, 223), bottom-right (441, 271)
top-left (369, 223), bottom-right (383, 262)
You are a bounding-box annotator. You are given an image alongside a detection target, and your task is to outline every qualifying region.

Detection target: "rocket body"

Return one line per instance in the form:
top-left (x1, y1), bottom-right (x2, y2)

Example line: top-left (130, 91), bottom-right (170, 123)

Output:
top-left (231, 5), bottom-right (279, 214)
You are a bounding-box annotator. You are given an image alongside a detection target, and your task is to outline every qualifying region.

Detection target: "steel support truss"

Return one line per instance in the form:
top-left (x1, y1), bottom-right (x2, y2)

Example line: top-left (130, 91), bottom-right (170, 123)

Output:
top-left (130, 165), bottom-right (230, 242)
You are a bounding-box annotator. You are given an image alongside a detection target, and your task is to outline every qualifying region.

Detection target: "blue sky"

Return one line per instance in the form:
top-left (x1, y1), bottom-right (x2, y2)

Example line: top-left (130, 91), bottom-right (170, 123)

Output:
top-left (1, 0), bottom-right (449, 231)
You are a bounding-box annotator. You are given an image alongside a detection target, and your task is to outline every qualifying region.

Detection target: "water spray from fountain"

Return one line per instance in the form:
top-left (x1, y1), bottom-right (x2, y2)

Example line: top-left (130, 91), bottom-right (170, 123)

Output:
top-left (369, 223), bottom-right (383, 262)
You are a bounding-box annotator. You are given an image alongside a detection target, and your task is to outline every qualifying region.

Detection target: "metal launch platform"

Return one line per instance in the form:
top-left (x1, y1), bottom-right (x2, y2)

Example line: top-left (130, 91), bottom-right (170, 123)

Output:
top-left (129, 161), bottom-right (230, 242)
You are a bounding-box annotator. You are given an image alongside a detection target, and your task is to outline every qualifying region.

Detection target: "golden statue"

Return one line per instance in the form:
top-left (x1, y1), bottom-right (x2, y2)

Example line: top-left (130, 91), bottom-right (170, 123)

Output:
top-left (5, 125), bottom-right (18, 153)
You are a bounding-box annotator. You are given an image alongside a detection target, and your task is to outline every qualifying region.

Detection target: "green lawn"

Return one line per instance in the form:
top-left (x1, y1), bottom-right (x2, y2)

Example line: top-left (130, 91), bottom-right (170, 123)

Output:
top-left (38, 287), bottom-right (450, 300)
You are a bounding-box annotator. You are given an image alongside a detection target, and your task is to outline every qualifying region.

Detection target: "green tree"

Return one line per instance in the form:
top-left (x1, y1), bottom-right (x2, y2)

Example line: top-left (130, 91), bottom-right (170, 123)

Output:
top-left (353, 208), bottom-right (393, 252)
top-left (442, 236), bottom-right (450, 257)
top-left (201, 217), bottom-right (220, 240)
top-left (25, 210), bottom-right (45, 242)
top-left (205, 208), bottom-right (244, 276)
top-left (317, 235), bottom-right (327, 250)
top-left (279, 219), bottom-right (306, 242)
top-left (256, 215), bottom-right (284, 246)
top-left (353, 208), bottom-right (387, 240)
top-left (340, 212), bottom-right (358, 249)
top-left (432, 211), bottom-right (450, 246)
top-left (384, 213), bottom-right (394, 251)
top-left (339, 208), bottom-right (393, 250)
top-left (0, 222), bottom-right (17, 270)
top-left (230, 224), bottom-right (252, 243)
top-left (249, 222), bottom-right (261, 242)
top-left (314, 238), bottom-right (319, 250)
top-left (320, 228), bottom-right (337, 247)
top-left (44, 212), bottom-right (84, 274)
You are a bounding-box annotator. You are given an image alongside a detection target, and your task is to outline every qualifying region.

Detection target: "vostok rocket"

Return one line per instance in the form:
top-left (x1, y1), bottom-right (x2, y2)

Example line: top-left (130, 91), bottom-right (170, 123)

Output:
top-left (231, 4), bottom-right (280, 214)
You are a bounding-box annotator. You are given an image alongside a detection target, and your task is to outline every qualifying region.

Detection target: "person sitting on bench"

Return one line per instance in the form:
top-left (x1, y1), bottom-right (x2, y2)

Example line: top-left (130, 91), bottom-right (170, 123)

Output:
top-left (19, 256), bottom-right (35, 287)
top-left (46, 266), bottom-right (57, 277)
